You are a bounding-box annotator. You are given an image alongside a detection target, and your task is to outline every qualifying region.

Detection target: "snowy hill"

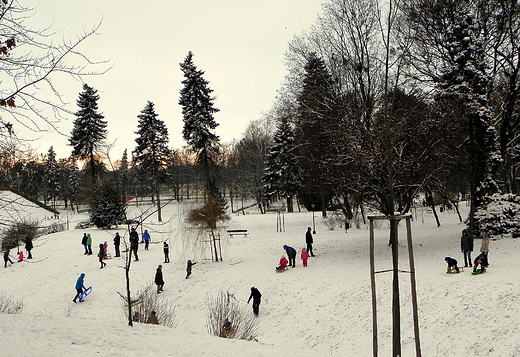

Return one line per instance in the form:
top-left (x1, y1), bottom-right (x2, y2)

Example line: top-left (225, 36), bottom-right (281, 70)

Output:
top-left (1, 202), bottom-right (519, 356)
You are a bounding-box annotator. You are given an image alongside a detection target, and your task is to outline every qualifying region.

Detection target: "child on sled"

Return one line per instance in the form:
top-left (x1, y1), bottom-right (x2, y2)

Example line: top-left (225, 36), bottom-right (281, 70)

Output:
top-left (473, 253), bottom-right (486, 273)
top-left (445, 256), bottom-right (460, 273)
top-left (276, 255), bottom-right (288, 272)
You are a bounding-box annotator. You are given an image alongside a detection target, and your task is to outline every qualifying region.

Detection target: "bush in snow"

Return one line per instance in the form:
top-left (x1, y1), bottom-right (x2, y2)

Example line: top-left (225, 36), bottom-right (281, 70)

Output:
top-left (205, 291), bottom-right (259, 341)
top-left (0, 221), bottom-right (38, 250)
top-left (0, 291), bottom-right (23, 314)
top-left (120, 285), bottom-right (176, 327)
top-left (90, 182), bottom-right (126, 228)
top-left (474, 193), bottom-right (520, 237)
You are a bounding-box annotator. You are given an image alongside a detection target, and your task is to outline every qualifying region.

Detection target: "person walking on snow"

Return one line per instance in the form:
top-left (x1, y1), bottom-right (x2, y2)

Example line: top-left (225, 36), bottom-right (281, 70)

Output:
top-left (460, 229), bottom-right (473, 267)
top-left (113, 232), bottom-right (121, 257)
top-left (247, 287), bottom-right (262, 316)
top-left (73, 273), bottom-right (86, 303)
top-left (163, 242), bottom-right (169, 263)
top-left (98, 243), bottom-right (107, 269)
top-left (301, 248), bottom-right (309, 267)
top-left (155, 265), bottom-right (164, 293)
top-left (25, 236), bottom-right (33, 259)
top-left (86, 234), bottom-right (92, 255)
top-left (283, 245), bottom-right (297, 268)
top-left (142, 230), bottom-right (151, 250)
top-left (306, 227), bottom-right (315, 257)
top-left (130, 228), bottom-right (139, 261)
top-left (82, 233), bottom-right (88, 255)
top-left (186, 259), bottom-right (197, 279)
top-left (3, 249), bottom-right (13, 268)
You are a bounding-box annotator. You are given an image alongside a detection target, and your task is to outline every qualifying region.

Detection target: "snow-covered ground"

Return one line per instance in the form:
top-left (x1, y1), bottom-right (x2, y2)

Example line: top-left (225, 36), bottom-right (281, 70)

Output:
top-left (1, 201), bottom-right (519, 356)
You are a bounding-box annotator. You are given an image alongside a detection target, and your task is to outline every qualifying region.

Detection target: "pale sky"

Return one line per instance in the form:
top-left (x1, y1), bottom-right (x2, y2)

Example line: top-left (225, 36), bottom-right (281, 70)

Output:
top-left (19, 0), bottom-right (323, 159)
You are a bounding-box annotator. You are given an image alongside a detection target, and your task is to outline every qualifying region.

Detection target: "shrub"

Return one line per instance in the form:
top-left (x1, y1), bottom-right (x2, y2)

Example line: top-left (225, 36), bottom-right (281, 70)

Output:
top-left (205, 291), bottom-right (259, 341)
top-left (0, 291), bottom-right (23, 314)
top-left (0, 221), bottom-right (38, 250)
top-left (120, 285), bottom-right (176, 327)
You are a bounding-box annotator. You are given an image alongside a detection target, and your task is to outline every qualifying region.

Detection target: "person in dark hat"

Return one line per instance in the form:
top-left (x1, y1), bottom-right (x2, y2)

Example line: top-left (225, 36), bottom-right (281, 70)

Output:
top-left (305, 227), bottom-right (315, 257)
top-left (155, 265), bottom-right (164, 293)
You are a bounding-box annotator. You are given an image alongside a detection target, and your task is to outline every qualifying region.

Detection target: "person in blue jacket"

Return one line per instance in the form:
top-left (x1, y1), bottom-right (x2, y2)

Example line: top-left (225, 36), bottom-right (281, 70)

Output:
top-left (73, 273), bottom-right (86, 303)
top-left (283, 245), bottom-right (297, 268)
top-left (142, 230), bottom-right (151, 250)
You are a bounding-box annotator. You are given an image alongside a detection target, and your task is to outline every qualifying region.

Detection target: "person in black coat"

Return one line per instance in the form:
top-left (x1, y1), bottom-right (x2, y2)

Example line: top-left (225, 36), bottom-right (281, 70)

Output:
top-left (113, 232), bottom-right (121, 257)
top-left (25, 237), bottom-right (33, 259)
top-left (247, 287), bottom-right (262, 316)
top-left (305, 227), bottom-right (315, 257)
top-left (82, 233), bottom-right (88, 255)
top-left (445, 256), bottom-right (459, 273)
top-left (460, 229), bottom-right (473, 267)
top-left (98, 243), bottom-right (107, 269)
top-left (163, 242), bottom-right (169, 263)
top-left (155, 265), bottom-right (164, 293)
top-left (186, 259), bottom-right (197, 279)
top-left (129, 228), bottom-right (139, 261)
top-left (283, 245), bottom-right (297, 268)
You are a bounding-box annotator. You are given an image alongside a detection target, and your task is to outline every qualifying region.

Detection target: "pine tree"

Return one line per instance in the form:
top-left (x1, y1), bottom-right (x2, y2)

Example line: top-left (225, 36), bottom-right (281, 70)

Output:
top-left (90, 182), bottom-right (126, 228)
top-left (133, 101), bottom-right (169, 222)
top-left (69, 83), bottom-right (107, 191)
top-left (179, 51), bottom-right (227, 229)
top-left (296, 53), bottom-right (337, 215)
top-left (263, 118), bottom-right (301, 212)
top-left (44, 146), bottom-right (60, 210)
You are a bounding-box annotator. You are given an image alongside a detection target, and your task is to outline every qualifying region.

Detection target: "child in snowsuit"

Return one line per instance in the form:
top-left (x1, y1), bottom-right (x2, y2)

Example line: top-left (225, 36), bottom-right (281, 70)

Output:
top-left (445, 257), bottom-right (459, 273)
top-left (186, 260), bottom-right (197, 279)
top-left (17, 251), bottom-right (24, 262)
top-left (473, 253), bottom-right (486, 273)
top-left (301, 248), bottom-right (309, 267)
top-left (276, 255), bottom-right (288, 271)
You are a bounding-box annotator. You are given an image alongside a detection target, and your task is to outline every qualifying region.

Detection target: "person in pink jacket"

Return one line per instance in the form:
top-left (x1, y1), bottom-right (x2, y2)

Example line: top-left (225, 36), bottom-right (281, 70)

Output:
top-left (301, 248), bottom-right (309, 267)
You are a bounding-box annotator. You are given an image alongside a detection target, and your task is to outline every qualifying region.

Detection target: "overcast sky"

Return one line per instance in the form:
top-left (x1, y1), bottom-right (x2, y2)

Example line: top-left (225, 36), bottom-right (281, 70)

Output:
top-left (20, 0), bottom-right (323, 159)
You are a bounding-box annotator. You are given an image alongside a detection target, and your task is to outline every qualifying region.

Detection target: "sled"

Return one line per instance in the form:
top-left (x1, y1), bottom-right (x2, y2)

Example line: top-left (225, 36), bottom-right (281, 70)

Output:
top-left (447, 267), bottom-right (464, 274)
top-left (78, 286), bottom-right (92, 302)
top-left (275, 267), bottom-right (288, 273)
top-left (472, 269), bottom-right (486, 275)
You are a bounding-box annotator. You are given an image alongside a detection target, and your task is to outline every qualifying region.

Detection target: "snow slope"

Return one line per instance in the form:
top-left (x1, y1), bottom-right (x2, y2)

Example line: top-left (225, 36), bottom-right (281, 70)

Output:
top-left (1, 202), bottom-right (519, 356)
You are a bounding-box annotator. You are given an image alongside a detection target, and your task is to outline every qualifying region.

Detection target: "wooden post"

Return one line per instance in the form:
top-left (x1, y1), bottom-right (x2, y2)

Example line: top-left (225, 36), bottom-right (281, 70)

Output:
top-left (369, 218), bottom-right (378, 357)
top-left (406, 218), bottom-right (422, 357)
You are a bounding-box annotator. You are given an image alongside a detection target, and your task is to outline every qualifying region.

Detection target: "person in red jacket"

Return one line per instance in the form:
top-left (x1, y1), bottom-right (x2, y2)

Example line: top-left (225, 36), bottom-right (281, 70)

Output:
top-left (301, 248), bottom-right (309, 267)
top-left (276, 255), bottom-right (288, 271)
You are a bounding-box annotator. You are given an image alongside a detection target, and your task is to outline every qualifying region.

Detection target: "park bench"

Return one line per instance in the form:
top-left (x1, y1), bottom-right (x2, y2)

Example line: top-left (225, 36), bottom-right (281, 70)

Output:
top-left (227, 229), bottom-right (248, 238)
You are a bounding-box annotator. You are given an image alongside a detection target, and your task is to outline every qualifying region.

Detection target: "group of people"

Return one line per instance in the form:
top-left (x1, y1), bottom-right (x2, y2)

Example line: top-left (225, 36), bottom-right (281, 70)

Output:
top-left (445, 229), bottom-right (490, 273)
top-left (3, 237), bottom-right (33, 268)
top-left (277, 227), bottom-right (316, 271)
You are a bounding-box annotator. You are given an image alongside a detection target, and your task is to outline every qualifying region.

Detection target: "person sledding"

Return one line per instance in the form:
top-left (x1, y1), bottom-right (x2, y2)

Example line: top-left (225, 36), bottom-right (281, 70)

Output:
top-left (276, 255), bottom-right (288, 272)
top-left (473, 253), bottom-right (486, 274)
top-left (445, 257), bottom-right (460, 273)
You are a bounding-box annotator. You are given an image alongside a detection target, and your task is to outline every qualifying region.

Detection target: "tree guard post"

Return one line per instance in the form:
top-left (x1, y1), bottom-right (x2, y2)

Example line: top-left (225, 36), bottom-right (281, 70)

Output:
top-left (368, 214), bottom-right (422, 357)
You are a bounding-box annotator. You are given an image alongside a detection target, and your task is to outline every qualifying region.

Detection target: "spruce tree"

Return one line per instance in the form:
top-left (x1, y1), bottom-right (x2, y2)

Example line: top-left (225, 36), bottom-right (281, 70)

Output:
top-left (179, 51), bottom-right (227, 229)
top-left (296, 53), bottom-right (337, 215)
top-left (263, 118), bottom-right (301, 212)
top-left (438, 9), bottom-right (501, 234)
top-left (118, 149), bottom-right (129, 203)
top-left (90, 181), bottom-right (126, 228)
top-left (133, 101), bottom-right (169, 222)
top-left (44, 146), bottom-right (60, 210)
top-left (69, 83), bottom-right (107, 191)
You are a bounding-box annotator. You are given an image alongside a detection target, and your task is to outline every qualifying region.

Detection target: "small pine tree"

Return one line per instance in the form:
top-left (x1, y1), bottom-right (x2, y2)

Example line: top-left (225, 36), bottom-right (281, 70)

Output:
top-left (44, 146), bottom-right (60, 210)
top-left (68, 162), bottom-right (81, 211)
top-left (90, 182), bottom-right (126, 228)
top-left (118, 149), bottom-right (129, 203)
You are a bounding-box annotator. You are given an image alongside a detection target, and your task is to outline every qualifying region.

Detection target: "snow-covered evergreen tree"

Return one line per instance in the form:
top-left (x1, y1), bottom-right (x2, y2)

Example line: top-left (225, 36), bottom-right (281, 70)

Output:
top-left (90, 181), bottom-right (126, 228)
top-left (438, 8), bottom-right (502, 234)
top-left (263, 118), bottom-right (301, 212)
top-left (44, 146), bottom-right (60, 210)
top-left (133, 101), bottom-right (169, 222)
top-left (179, 51), bottom-right (227, 227)
top-left (69, 83), bottom-right (107, 191)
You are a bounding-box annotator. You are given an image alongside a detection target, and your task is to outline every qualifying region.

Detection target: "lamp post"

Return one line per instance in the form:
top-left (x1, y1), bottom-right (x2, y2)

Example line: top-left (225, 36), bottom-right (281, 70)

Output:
top-left (311, 204), bottom-right (316, 234)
